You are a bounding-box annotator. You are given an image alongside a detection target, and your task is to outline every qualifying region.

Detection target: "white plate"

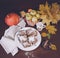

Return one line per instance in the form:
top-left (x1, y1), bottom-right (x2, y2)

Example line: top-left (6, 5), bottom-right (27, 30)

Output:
top-left (15, 27), bottom-right (41, 51)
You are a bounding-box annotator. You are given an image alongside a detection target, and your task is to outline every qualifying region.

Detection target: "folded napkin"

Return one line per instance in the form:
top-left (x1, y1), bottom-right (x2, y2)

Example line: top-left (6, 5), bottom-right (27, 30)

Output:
top-left (17, 18), bottom-right (26, 28)
top-left (10, 47), bottom-right (18, 56)
top-left (4, 18), bottom-right (26, 39)
top-left (0, 36), bottom-right (18, 56)
top-left (4, 25), bottom-right (21, 39)
top-left (0, 18), bottom-right (26, 56)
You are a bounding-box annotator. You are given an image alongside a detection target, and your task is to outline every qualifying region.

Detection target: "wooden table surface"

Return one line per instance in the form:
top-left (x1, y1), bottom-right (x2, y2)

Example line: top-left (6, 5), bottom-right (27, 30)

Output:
top-left (0, 0), bottom-right (60, 58)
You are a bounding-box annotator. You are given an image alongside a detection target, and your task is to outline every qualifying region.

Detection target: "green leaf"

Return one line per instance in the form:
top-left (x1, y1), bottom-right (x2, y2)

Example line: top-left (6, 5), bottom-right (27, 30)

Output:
top-left (47, 33), bottom-right (51, 39)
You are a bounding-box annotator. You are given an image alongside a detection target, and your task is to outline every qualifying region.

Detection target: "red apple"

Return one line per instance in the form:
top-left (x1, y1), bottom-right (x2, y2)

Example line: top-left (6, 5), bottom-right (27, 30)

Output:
top-left (5, 13), bottom-right (20, 26)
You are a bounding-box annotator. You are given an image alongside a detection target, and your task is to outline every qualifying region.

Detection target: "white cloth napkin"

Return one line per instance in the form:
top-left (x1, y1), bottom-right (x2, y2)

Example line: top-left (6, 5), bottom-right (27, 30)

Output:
top-left (17, 18), bottom-right (26, 28)
top-left (4, 25), bottom-right (21, 39)
top-left (0, 18), bottom-right (26, 56)
top-left (0, 36), bottom-right (18, 56)
top-left (10, 47), bottom-right (18, 56)
top-left (4, 18), bottom-right (26, 39)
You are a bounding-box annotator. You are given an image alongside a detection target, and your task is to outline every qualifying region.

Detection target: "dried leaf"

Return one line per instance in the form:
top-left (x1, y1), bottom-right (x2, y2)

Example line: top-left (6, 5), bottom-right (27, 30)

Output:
top-left (49, 44), bottom-right (57, 50)
top-left (46, 25), bottom-right (57, 34)
top-left (45, 1), bottom-right (50, 10)
top-left (39, 4), bottom-right (45, 11)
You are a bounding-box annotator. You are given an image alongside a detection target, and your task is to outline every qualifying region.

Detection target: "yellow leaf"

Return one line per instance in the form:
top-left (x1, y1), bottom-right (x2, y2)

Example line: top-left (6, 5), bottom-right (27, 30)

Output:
top-left (39, 4), bottom-right (45, 11)
top-left (49, 44), bottom-right (57, 50)
top-left (46, 25), bottom-right (57, 34)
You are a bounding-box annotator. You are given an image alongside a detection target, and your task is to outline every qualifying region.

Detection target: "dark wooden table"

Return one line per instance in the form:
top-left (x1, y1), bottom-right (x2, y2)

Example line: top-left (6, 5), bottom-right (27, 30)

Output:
top-left (0, 0), bottom-right (60, 58)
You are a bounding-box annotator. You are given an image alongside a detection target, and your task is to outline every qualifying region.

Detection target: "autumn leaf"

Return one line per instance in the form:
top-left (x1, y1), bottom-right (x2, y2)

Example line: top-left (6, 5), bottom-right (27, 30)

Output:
top-left (39, 4), bottom-right (45, 11)
top-left (49, 44), bottom-right (57, 50)
top-left (46, 25), bottom-right (57, 34)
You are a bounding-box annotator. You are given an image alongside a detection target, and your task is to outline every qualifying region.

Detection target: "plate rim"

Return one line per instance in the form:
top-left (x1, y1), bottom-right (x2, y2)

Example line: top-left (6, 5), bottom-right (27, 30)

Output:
top-left (15, 27), bottom-right (41, 51)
